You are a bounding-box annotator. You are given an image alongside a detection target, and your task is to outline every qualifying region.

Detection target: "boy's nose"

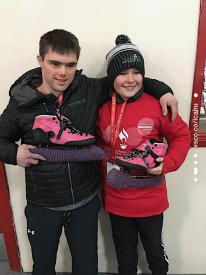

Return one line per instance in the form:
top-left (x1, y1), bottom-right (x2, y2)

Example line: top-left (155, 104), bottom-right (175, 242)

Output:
top-left (126, 73), bottom-right (135, 82)
top-left (59, 65), bottom-right (67, 75)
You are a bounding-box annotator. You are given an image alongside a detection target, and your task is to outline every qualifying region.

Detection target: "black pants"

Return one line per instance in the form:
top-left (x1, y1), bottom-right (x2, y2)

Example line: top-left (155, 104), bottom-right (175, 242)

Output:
top-left (109, 213), bottom-right (169, 275)
top-left (25, 195), bottom-right (101, 275)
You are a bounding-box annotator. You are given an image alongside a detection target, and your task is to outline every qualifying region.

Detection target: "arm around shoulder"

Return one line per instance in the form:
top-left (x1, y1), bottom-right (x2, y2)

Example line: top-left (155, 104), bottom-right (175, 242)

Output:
top-left (143, 77), bottom-right (178, 121)
top-left (143, 77), bottom-right (173, 99)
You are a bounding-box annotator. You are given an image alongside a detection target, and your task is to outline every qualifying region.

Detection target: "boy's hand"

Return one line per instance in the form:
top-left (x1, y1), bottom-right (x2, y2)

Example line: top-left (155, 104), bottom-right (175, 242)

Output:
top-left (148, 157), bottom-right (164, 175)
top-left (160, 93), bottom-right (178, 121)
top-left (17, 144), bottom-right (46, 167)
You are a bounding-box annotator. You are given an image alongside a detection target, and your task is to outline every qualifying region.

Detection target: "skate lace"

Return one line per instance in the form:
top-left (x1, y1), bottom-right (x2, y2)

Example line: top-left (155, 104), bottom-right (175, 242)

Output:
top-left (123, 144), bottom-right (160, 169)
top-left (123, 148), bottom-right (148, 160)
top-left (64, 120), bottom-right (86, 135)
top-left (56, 117), bottom-right (87, 139)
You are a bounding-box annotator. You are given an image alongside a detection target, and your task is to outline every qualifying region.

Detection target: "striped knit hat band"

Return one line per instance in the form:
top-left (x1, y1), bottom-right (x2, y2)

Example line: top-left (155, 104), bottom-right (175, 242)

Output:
top-left (106, 43), bottom-right (139, 65)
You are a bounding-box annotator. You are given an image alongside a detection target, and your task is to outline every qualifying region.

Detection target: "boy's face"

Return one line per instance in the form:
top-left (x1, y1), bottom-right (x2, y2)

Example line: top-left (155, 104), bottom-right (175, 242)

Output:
top-left (37, 48), bottom-right (78, 96)
top-left (114, 68), bottom-right (143, 101)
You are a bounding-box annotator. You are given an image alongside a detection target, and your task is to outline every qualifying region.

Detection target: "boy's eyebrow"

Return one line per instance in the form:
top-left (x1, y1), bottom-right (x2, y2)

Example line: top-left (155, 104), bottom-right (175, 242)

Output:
top-left (48, 59), bottom-right (77, 66)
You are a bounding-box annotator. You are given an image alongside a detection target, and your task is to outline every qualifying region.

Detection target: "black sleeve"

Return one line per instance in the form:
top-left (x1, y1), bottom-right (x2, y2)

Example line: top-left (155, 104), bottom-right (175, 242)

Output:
top-left (0, 99), bottom-right (21, 165)
top-left (143, 77), bottom-right (173, 99)
top-left (93, 76), bottom-right (111, 108)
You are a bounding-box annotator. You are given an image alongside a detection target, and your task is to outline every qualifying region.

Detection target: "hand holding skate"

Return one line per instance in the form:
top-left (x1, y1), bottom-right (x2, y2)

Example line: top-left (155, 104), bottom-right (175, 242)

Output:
top-left (17, 144), bottom-right (46, 167)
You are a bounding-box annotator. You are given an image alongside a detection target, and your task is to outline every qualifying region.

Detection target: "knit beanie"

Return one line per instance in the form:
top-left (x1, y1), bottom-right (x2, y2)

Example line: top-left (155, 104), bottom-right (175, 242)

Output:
top-left (106, 34), bottom-right (145, 85)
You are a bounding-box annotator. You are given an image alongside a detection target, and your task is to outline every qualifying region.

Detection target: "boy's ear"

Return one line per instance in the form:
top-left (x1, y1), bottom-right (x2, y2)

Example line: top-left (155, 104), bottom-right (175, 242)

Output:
top-left (37, 55), bottom-right (43, 67)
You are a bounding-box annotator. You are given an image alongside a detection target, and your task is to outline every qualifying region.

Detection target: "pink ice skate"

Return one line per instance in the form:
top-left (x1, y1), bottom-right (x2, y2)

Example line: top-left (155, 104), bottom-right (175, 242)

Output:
top-left (32, 114), bottom-right (96, 146)
top-left (115, 139), bottom-right (166, 171)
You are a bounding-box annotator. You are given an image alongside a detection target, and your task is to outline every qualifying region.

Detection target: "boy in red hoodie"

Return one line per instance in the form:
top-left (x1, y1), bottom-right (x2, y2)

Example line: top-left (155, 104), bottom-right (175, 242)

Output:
top-left (97, 35), bottom-right (190, 275)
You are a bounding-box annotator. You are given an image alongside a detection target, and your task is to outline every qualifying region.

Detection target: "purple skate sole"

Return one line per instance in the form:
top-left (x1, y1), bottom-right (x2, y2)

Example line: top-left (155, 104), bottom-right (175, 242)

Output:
top-left (30, 145), bottom-right (104, 162)
top-left (106, 168), bottom-right (165, 188)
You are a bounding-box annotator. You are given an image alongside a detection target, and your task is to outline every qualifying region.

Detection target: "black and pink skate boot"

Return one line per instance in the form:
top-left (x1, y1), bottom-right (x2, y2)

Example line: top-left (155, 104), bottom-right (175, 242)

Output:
top-left (32, 114), bottom-right (96, 147)
top-left (115, 139), bottom-right (166, 171)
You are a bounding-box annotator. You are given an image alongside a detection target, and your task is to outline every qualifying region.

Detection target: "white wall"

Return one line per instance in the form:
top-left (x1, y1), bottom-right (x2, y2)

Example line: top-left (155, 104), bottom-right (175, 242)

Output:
top-left (0, 0), bottom-right (205, 273)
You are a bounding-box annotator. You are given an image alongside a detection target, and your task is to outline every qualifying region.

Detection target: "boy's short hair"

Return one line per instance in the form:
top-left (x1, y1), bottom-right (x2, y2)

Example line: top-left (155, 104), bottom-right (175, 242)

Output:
top-left (39, 29), bottom-right (81, 59)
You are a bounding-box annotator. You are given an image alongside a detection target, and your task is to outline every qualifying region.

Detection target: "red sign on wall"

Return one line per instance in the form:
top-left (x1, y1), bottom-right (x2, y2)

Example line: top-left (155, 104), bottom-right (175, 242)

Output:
top-left (189, 0), bottom-right (206, 147)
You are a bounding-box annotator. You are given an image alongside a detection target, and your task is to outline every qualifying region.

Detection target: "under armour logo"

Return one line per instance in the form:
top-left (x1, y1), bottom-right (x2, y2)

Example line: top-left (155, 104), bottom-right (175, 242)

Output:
top-left (27, 229), bottom-right (35, 235)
